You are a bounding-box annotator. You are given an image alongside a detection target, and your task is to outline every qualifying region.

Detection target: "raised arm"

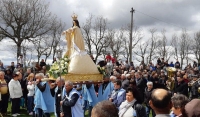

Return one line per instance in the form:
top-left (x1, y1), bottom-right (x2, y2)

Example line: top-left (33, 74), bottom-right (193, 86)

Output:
top-left (62, 27), bottom-right (75, 35)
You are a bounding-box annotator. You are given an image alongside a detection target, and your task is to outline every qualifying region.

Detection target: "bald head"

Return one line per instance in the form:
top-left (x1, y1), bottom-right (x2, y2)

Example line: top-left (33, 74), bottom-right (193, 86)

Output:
top-left (91, 100), bottom-right (118, 117)
top-left (153, 89), bottom-right (168, 100)
top-left (150, 89), bottom-right (172, 109)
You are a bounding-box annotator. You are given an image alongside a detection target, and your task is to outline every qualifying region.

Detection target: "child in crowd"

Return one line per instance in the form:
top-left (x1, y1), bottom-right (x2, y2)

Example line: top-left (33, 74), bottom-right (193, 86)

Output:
top-left (26, 73), bottom-right (35, 115)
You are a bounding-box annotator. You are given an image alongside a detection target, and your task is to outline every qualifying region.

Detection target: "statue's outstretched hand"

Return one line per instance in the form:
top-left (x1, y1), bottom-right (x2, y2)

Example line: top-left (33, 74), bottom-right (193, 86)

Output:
top-left (62, 31), bottom-right (66, 35)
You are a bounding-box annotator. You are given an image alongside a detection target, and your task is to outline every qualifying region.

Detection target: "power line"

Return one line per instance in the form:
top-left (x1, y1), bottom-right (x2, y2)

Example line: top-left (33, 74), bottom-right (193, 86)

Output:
top-left (135, 9), bottom-right (185, 29)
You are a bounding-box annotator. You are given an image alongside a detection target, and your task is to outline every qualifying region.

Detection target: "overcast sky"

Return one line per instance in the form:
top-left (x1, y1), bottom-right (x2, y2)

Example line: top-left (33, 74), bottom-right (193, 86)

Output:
top-left (47, 0), bottom-right (200, 30)
top-left (1, 0), bottom-right (200, 66)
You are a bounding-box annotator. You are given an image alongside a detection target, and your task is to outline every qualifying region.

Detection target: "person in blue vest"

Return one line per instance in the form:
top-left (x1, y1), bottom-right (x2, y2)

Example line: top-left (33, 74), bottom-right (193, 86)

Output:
top-left (82, 83), bottom-right (98, 116)
top-left (108, 79), bottom-right (126, 109)
top-left (60, 80), bottom-right (84, 117)
top-left (98, 74), bottom-right (114, 102)
top-left (34, 73), bottom-right (55, 117)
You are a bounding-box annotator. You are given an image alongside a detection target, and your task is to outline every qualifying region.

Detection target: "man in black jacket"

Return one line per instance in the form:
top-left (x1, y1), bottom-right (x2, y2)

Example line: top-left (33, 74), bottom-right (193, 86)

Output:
top-left (144, 82), bottom-right (155, 117)
top-left (50, 77), bottom-right (65, 117)
top-left (135, 72), bottom-right (146, 103)
top-left (60, 80), bottom-right (83, 117)
top-left (174, 75), bottom-right (188, 97)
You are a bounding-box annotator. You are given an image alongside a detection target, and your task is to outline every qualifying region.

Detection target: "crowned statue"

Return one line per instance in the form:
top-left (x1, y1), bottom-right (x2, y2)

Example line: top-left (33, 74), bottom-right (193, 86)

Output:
top-left (58, 13), bottom-right (102, 82)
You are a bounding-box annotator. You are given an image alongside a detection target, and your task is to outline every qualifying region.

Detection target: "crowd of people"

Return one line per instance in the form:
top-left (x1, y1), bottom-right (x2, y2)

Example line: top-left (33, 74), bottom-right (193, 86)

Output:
top-left (0, 54), bottom-right (200, 117)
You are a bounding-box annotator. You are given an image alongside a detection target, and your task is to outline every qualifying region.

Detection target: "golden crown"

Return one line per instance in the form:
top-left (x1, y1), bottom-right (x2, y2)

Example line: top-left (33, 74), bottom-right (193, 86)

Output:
top-left (71, 13), bottom-right (78, 20)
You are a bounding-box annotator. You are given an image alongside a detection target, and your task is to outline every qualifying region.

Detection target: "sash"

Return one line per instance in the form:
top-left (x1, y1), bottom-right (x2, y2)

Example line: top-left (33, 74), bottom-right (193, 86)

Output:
top-left (82, 84), bottom-right (98, 107)
top-left (34, 82), bottom-right (54, 113)
top-left (98, 82), bottom-right (114, 102)
top-left (70, 41), bottom-right (87, 59)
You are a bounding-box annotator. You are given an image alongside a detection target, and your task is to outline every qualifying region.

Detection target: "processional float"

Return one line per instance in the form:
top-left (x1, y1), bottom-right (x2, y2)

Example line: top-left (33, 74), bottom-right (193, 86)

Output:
top-left (47, 13), bottom-right (105, 84)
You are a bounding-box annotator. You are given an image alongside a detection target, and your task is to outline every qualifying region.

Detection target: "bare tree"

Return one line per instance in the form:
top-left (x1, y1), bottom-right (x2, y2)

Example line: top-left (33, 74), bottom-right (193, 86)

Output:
top-left (124, 25), bottom-right (142, 62)
top-left (33, 36), bottom-right (50, 63)
top-left (157, 29), bottom-right (170, 60)
top-left (82, 15), bottom-right (110, 62)
top-left (33, 19), bottom-right (65, 63)
top-left (25, 47), bottom-right (34, 67)
top-left (82, 14), bottom-right (93, 55)
top-left (122, 36), bottom-right (129, 60)
top-left (49, 20), bottom-right (65, 62)
top-left (171, 34), bottom-right (179, 60)
top-left (0, 0), bottom-right (55, 59)
top-left (192, 31), bottom-right (200, 63)
top-left (134, 40), bottom-right (149, 63)
top-left (92, 16), bottom-right (109, 61)
top-left (179, 29), bottom-right (190, 68)
top-left (106, 28), bottom-right (125, 60)
top-left (21, 40), bottom-right (34, 67)
top-left (146, 28), bottom-right (158, 63)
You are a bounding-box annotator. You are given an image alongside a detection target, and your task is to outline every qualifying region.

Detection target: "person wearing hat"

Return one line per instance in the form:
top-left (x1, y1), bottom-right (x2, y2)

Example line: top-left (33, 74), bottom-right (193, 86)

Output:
top-left (189, 75), bottom-right (200, 100)
top-left (8, 71), bottom-right (23, 117)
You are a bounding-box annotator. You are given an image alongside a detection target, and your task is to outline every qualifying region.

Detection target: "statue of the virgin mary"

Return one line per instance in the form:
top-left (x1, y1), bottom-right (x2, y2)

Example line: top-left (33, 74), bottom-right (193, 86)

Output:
top-left (62, 13), bottom-right (99, 75)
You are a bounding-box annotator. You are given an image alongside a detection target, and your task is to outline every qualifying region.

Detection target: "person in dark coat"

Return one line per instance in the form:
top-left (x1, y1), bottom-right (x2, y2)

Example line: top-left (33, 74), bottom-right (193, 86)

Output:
top-left (135, 72), bottom-right (146, 103)
top-left (40, 59), bottom-right (46, 68)
top-left (189, 75), bottom-right (200, 100)
top-left (144, 82), bottom-right (155, 117)
top-left (174, 76), bottom-right (188, 97)
top-left (5, 68), bottom-right (12, 83)
top-left (10, 62), bottom-right (15, 73)
top-left (121, 74), bottom-right (129, 90)
top-left (50, 77), bottom-right (65, 117)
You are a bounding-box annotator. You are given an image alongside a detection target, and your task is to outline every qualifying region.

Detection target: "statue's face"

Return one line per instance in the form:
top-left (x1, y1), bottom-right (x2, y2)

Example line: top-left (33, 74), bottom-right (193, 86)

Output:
top-left (73, 21), bottom-right (76, 26)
